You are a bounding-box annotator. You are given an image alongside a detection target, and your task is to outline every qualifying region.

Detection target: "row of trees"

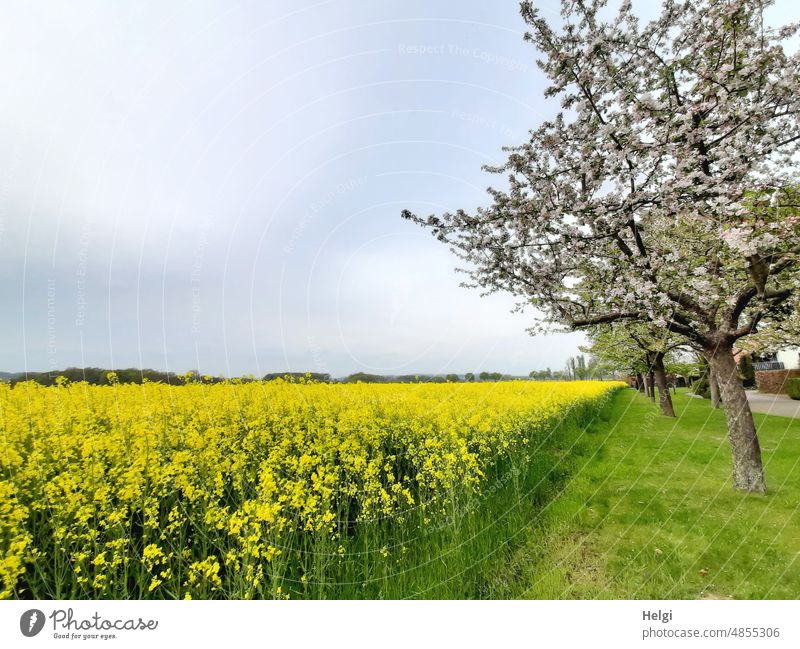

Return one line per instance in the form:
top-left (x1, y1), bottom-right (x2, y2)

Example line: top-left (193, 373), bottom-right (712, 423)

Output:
top-left (404, 0), bottom-right (800, 493)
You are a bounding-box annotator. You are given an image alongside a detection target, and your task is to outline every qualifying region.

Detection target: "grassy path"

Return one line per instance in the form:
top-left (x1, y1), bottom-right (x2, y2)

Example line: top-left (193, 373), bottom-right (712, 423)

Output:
top-left (491, 388), bottom-right (800, 599)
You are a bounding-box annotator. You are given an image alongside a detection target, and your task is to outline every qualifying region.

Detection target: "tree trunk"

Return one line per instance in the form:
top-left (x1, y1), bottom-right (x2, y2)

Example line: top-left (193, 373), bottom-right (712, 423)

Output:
top-left (709, 367), bottom-right (721, 409)
top-left (653, 352), bottom-right (675, 417)
top-left (706, 345), bottom-right (766, 494)
top-left (647, 371), bottom-right (656, 402)
top-left (636, 372), bottom-right (645, 393)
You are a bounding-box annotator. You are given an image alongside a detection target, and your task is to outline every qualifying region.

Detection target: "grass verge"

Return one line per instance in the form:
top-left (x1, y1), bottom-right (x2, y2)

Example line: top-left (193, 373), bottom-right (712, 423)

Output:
top-left (490, 388), bottom-right (800, 599)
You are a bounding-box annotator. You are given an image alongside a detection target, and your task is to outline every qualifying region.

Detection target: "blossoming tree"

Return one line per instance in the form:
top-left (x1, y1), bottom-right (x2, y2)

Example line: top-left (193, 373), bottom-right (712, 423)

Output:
top-left (403, 0), bottom-right (800, 492)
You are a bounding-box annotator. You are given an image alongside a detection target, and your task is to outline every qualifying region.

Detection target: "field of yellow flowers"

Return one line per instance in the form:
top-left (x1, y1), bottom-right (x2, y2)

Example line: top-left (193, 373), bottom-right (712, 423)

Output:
top-left (0, 378), bottom-right (622, 599)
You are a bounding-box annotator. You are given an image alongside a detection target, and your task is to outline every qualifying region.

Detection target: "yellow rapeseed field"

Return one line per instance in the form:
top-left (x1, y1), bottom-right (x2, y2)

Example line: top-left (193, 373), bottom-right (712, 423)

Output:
top-left (0, 378), bottom-right (622, 599)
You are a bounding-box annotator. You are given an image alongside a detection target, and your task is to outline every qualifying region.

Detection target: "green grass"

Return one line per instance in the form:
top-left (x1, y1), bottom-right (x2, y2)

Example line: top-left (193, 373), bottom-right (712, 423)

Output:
top-left (489, 388), bottom-right (800, 599)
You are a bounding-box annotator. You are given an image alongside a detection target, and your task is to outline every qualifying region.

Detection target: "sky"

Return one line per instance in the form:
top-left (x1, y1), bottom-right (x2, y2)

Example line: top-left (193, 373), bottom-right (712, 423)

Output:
top-left (1, 1), bottom-right (797, 378)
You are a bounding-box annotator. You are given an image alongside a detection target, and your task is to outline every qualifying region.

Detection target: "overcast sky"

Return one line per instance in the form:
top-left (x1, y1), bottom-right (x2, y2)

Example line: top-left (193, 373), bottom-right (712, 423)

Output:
top-left (1, 1), bottom-right (797, 378)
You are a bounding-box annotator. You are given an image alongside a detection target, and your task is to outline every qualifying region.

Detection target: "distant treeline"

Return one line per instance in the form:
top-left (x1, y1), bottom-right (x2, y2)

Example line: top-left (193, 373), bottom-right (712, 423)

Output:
top-left (3, 368), bottom-right (296, 387)
top-left (262, 372), bottom-right (332, 382)
top-left (339, 372), bottom-right (512, 383)
top-left (1, 368), bottom-right (524, 386)
top-left (3, 367), bottom-right (189, 386)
